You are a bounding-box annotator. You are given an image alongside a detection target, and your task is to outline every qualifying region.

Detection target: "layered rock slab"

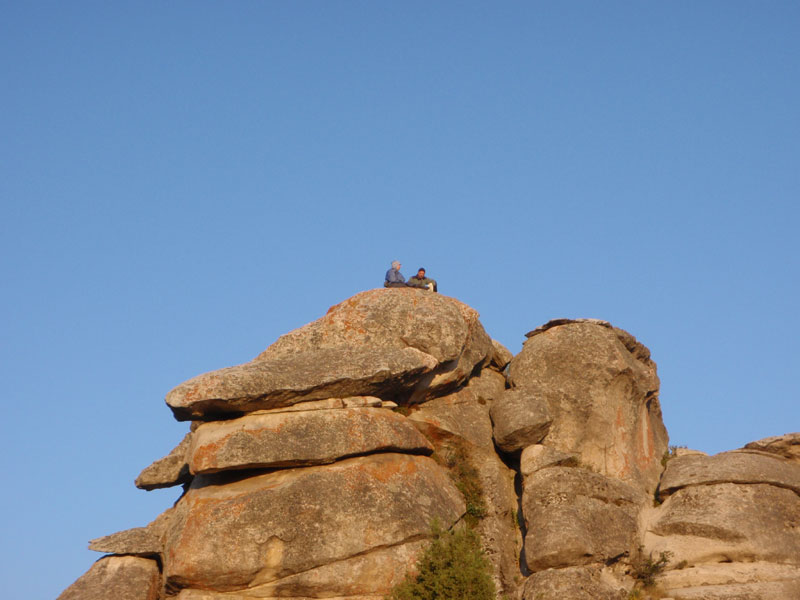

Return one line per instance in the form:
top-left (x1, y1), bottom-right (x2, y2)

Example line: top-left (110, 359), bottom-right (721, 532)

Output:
top-left (167, 289), bottom-right (492, 420)
top-left (508, 319), bottom-right (668, 492)
top-left (189, 407), bottom-right (433, 473)
top-left (658, 449), bottom-right (800, 499)
top-left (162, 453), bottom-right (465, 593)
top-left (58, 556), bottom-right (161, 600)
top-left (521, 565), bottom-right (626, 600)
top-left (646, 483), bottom-right (800, 565)
top-left (522, 466), bottom-right (644, 572)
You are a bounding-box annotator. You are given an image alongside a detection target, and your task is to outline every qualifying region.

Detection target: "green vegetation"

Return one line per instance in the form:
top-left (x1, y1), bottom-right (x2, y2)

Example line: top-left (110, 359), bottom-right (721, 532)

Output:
top-left (660, 445), bottom-right (686, 468)
top-left (632, 548), bottom-right (673, 588)
top-left (387, 522), bottom-right (496, 600)
top-left (439, 439), bottom-right (488, 527)
top-left (388, 438), bottom-right (498, 599)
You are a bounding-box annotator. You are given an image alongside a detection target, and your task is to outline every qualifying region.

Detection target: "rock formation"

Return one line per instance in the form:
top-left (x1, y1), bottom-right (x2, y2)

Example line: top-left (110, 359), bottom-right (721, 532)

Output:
top-left (59, 290), bottom-right (800, 600)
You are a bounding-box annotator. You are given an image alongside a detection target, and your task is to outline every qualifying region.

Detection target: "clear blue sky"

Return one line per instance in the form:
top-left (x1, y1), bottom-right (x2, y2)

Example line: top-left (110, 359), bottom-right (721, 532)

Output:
top-left (2, 2), bottom-right (798, 598)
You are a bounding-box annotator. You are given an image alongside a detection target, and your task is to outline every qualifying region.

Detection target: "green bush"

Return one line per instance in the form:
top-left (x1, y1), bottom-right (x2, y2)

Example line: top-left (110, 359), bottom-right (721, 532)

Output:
top-left (387, 522), bottom-right (496, 600)
top-left (439, 440), bottom-right (487, 527)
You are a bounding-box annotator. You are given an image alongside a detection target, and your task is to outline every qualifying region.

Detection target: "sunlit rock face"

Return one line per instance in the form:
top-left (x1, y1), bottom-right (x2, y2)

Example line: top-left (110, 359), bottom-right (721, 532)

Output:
top-left (59, 292), bottom-right (800, 600)
top-left (166, 288), bottom-right (492, 420)
top-left (506, 318), bottom-right (668, 494)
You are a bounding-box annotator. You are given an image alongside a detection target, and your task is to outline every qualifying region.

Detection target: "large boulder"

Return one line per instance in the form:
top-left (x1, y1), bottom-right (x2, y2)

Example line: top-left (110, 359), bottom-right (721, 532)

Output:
top-left (174, 541), bottom-right (426, 599)
top-left (162, 453), bottom-right (465, 595)
top-left (189, 407), bottom-right (432, 473)
top-left (166, 289), bottom-right (492, 420)
top-left (657, 563), bottom-right (800, 599)
top-left (58, 556), bottom-right (161, 600)
top-left (645, 482), bottom-right (800, 566)
top-left (490, 387), bottom-right (553, 453)
top-left (658, 450), bottom-right (800, 499)
top-left (522, 466), bottom-right (644, 572)
top-left (135, 432), bottom-right (193, 490)
top-left (744, 432), bottom-right (800, 463)
top-left (508, 319), bottom-right (668, 492)
top-left (521, 565), bottom-right (627, 600)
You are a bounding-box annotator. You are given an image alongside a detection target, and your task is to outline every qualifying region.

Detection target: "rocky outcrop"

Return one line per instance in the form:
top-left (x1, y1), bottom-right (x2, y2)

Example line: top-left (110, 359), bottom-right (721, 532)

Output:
top-left (166, 289), bottom-right (492, 420)
top-left (60, 292), bottom-right (800, 600)
top-left (641, 439), bottom-right (800, 598)
top-left (58, 556), bottom-right (161, 600)
top-left (507, 318), bottom-right (668, 493)
top-left (163, 454), bottom-right (464, 594)
top-left (522, 467), bottom-right (645, 572)
top-left (189, 406), bottom-right (432, 473)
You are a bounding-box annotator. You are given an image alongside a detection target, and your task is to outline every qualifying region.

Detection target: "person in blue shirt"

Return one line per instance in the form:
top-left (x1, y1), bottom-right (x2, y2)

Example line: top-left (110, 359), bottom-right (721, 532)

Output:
top-left (384, 261), bottom-right (408, 287)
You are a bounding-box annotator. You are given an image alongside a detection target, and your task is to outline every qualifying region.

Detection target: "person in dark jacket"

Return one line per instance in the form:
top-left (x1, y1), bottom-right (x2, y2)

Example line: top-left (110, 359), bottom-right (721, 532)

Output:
top-left (384, 261), bottom-right (408, 287)
top-left (408, 267), bottom-right (438, 292)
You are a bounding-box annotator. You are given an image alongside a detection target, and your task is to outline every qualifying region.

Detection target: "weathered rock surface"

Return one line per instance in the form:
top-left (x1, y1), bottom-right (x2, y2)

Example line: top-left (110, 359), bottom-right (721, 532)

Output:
top-left (489, 339), bottom-right (513, 371)
top-left (58, 556), bottom-right (161, 600)
top-left (407, 387), bottom-right (495, 450)
top-left (62, 296), bottom-right (800, 600)
top-left (490, 387), bottom-right (553, 453)
top-left (174, 540), bottom-right (426, 599)
top-left (744, 432), bottom-right (800, 463)
top-left (522, 467), bottom-right (644, 572)
top-left (135, 432), bottom-right (192, 490)
top-left (166, 346), bottom-right (437, 421)
top-left (645, 482), bottom-right (800, 566)
top-left (189, 407), bottom-right (432, 473)
top-left (658, 450), bottom-right (800, 499)
top-left (658, 562), bottom-right (800, 599)
top-left (163, 453), bottom-right (465, 593)
top-left (508, 319), bottom-right (668, 492)
top-left (521, 565), bottom-right (627, 600)
top-left (89, 527), bottom-right (162, 557)
top-left (167, 289), bottom-right (492, 420)
top-left (406, 382), bottom-right (521, 596)
top-left (520, 444), bottom-right (575, 477)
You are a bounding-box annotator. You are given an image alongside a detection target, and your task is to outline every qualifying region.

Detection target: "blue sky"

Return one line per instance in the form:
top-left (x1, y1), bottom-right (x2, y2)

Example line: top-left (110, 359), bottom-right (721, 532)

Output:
top-left (2, 2), bottom-right (798, 597)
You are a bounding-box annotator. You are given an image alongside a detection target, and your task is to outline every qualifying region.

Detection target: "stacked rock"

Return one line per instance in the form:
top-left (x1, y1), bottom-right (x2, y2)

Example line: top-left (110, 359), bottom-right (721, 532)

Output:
top-left (59, 297), bottom-right (800, 600)
top-left (60, 289), bottom-right (513, 599)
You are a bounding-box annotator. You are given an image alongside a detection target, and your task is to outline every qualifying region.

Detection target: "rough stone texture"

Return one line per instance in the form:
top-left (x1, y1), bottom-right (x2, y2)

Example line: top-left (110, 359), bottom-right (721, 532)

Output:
top-left (508, 319), bottom-right (668, 492)
top-left (521, 565), bottom-right (627, 600)
top-left (744, 432), bottom-right (800, 463)
top-left (166, 346), bottom-right (437, 421)
top-left (490, 339), bottom-right (513, 371)
top-left (135, 432), bottom-right (192, 490)
top-left (658, 563), bottom-right (800, 599)
top-left (659, 450), bottom-right (800, 500)
top-left (167, 289), bottom-right (492, 420)
top-left (645, 483), bottom-right (800, 566)
top-left (258, 288), bottom-right (493, 398)
top-left (406, 389), bottom-right (521, 597)
top-left (520, 444), bottom-right (575, 477)
top-left (462, 367), bottom-right (507, 406)
top-left (175, 540), bottom-right (426, 599)
top-left (89, 527), bottom-right (161, 557)
top-left (163, 453), bottom-right (465, 594)
top-left (250, 396), bottom-right (384, 415)
top-left (189, 407), bottom-right (432, 473)
top-left (407, 387), bottom-right (495, 450)
top-left (58, 556), bottom-right (161, 600)
top-left (522, 467), bottom-right (644, 572)
top-left (490, 387), bottom-right (553, 453)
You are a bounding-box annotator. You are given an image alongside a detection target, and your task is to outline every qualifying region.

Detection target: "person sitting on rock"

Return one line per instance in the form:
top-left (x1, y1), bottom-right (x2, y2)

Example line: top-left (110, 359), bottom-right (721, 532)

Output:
top-left (384, 260), bottom-right (409, 288)
top-left (408, 267), bottom-right (437, 292)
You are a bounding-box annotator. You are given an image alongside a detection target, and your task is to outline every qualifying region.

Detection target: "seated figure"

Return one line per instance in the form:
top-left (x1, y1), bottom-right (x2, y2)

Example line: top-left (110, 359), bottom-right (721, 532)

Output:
top-left (384, 261), bottom-right (408, 287)
top-left (408, 267), bottom-right (437, 292)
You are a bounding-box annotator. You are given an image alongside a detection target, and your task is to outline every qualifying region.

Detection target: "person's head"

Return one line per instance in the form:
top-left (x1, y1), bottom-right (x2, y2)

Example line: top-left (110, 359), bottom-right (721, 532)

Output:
top-left (391, 260), bottom-right (401, 270)
top-left (417, 268), bottom-right (426, 278)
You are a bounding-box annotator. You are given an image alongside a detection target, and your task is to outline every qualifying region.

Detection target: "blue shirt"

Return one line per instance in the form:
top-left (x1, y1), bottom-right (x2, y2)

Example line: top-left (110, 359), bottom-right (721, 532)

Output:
top-left (385, 267), bottom-right (405, 284)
